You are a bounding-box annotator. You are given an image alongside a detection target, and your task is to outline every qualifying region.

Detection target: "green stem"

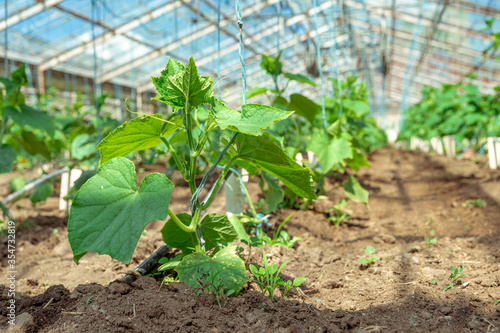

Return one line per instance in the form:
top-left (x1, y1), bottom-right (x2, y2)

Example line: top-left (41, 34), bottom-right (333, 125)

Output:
top-left (200, 155), bottom-right (238, 211)
top-left (189, 207), bottom-right (203, 252)
top-left (0, 116), bottom-right (8, 144)
top-left (168, 208), bottom-right (193, 233)
top-left (160, 136), bottom-right (185, 176)
top-left (239, 176), bottom-right (258, 219)
top-left (194, 122), bottom-right (217, 157)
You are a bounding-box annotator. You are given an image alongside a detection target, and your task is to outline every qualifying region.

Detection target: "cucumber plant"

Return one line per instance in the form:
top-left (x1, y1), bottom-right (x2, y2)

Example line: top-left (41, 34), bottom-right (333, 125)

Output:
top-left (67, 57), bottom-right (316, 295)
top-left (250, 53), bottom-right (385, 209)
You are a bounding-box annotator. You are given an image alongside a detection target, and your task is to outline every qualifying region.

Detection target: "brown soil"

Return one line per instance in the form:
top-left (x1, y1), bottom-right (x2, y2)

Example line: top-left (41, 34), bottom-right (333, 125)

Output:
top-left (1, 148), bottom-right (500, 332)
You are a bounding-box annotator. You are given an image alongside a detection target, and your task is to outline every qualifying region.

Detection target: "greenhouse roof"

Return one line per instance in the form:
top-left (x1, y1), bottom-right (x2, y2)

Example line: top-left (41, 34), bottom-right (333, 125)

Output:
top-left (1, 0), bottom-right (499, 114)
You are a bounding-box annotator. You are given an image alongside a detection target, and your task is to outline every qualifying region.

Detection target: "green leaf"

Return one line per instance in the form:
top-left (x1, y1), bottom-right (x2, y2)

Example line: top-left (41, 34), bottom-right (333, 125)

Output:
top-left (236, 134), bottom-right (316, 199)
top-left (153, 57), bottom-right (212, 109)
top-left (260, 52), bottom-right (282, 76)
top-left (343, 176), bottom-right (368, 205)
top-left (200, 213), bottom-right (238, 254)
top-left (162, 213), bottom-right (238, 255)
top-left (9, 176), bottom-right (26, 192)
top-left (365, 245), bottom-right (375, 255)
top-left (175, 252), bottom-right (248, 295)
top-left (71, 133), bottom-right (96, 160)
top-left (29, 182), bottom-right (53, 205)
top-left (358, 258), bottom-right (368, 264)
top-left (343, 99), bottom-right (370, 117)
top-left (158, 254), bottom-right (183, 271)
top-left (3, 105), bottom-right (56, 137)
top-left (0, 144), bottom-right (16, 173)
top-left (209, 99), bottom-right (292, 136)
top-left (284, 73), bottom-right (318, 86)
top-left (293, 276), bottom-right (306, 286)
top-left (68, 157), bottom-right (174, 264)
top-left (307, 134), bottom-right (353, 172)
top-left (161, 213), bottom-right (194, 254)
top-left (228, 215), bottom-right (251, 242)
top-left (345, 148), bottom-right (371, 172)
top-left (19, 131), bottom-right (51, 160)
top-left (288, 94), bottom-right (320, 124)
top-left (261, 171), bottom-right (284, 213)
top-left (96, 115), bottom-right (181, 164)
top-left (247, 87), bottom-right (269, 99)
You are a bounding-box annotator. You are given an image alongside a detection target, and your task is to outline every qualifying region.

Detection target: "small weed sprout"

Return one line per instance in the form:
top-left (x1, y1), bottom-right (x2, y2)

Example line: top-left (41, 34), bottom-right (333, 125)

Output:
top-left (358, 246), bottom-right (380, 266)
top-left (444, 265), bottom-right (465, 291)
top-left (424, 230), bottom-right (437, 247)
top-left (250, 250), bottom-right (305, 300)
top-left (326, 198), bottom-right (352, 226)
top-left (193, 266), bottom-right (234, 308)
top-left (462, 199), bottom-right (486, 208)
top-left (279, 277), bottom-right (306, 300)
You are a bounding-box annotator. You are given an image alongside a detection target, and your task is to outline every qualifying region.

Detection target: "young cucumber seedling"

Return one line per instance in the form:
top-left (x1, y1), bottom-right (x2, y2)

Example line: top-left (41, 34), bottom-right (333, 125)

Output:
top-left (358, 245), bottom-right (380, 266)
top-left (67, 57), bottom-right (316, 295)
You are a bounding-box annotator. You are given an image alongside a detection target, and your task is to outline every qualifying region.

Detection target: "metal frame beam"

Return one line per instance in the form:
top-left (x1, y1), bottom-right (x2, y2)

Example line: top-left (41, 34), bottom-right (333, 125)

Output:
top-left (38, 1), bottom-right (182, 72)
top-left (0, 0), bottom-right (63, 31)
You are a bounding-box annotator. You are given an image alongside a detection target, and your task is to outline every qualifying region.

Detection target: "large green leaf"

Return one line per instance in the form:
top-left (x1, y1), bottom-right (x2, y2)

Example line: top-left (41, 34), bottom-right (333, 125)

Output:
top-left (3, 105), bottom-right (56, 137)
top-left (288, 94), bottom-right (320, 124)
top-left (345, 148), bottom-right (371, 172)
top-left (175, 251), bottom-right (248, 295)
top-left (68, 157), bottom-right (174, 264)
top-left (307, 134), bottom-right (353, 172)
top-left (96, 115), bottom-right (182, 164)
top-left (19, 131), bottom-right (51, 160)
top-left (343, 99), bottom-right (370, 117)
top-left (236, 134), bottom-right (315, 199)
top-left (343, 175), bottom-right (369, 205)
top-left (209, 99), bottom-right (292, 136)
top-left (200, 213), bottom-right (238, 253)
top-left (71, 133), bottom-right (96, 160)
top-left (246, 87), bottom-right (269, 99)
top-left (30, 182), bottom-right (53, 205)
top-left (152, 57), bottom-right (212, 109)
top-left (284, 73), bottom-right (318, 87)
top-left (0, 144), bottom-right (16, 173)
top-left (261, 171), bottom-right (284, 213)
top-left (162, 213), bottom-right (238, 255)
top-left (161, 213), bottom-right (194, 254)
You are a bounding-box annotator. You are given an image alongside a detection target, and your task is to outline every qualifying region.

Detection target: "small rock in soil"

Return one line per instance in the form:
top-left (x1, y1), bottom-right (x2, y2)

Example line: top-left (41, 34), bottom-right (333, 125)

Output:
top-left (7, 312), bottom-right (35, 333)
top-left (108, 281), bottom-right (133, 295)
top-left (379, 234), bottom-right (396, 244)
top-left (440, 306), bottom-right (452, 315)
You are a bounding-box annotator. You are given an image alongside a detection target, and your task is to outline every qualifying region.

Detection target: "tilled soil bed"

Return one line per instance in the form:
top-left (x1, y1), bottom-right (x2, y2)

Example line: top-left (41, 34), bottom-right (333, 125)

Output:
top-left (1, 147), bottom-right (500, 332)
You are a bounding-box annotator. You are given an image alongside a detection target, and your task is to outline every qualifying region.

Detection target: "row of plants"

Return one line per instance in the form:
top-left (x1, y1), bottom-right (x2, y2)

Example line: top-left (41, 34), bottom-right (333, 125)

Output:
top-left (398, 18), bottom-right (500, 152)
top-left (1, 55), bottom-right (387, 302)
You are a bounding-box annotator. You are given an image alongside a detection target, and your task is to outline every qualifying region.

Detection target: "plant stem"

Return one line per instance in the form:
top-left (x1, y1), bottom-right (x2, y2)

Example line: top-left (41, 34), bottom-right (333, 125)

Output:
top-left (239, 176), bottom-right (258, 219)
top-left (160, 136), bottom-right (184, 176)
top-left (168, 208), bottom-right (192, 233)
top-left (0, 116), bottom-right (8, 144)
top-left (200, 155), bottom-right (238, 211)
top-left (194, 122), bottom-right (217, 157)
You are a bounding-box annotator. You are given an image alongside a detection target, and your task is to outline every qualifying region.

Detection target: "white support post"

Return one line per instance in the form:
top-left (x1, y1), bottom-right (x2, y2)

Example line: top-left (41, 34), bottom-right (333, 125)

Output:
top-left (430, 137), bottom-right (444, 155)
top-left (487, 137), bottom-right (500, 169)
top-left (225, 169), bottom-right (246, 217)
top-left (59, 169), bottom-right (83, 211)
top-left (443, 136), bottom-right (455, 158)
top-left (386, 129), bottom-right (399, 144)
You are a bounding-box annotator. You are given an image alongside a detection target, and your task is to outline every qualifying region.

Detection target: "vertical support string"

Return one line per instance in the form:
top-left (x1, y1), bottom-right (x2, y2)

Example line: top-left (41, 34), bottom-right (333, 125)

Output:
top-left (313, 0), bottom-right (327, 129)
top-left (4, 0), bottom-right (8, 77)
top-left (329, 0), bottom-right (343, 121)
top-left (235, 0), bottom-right (247, 105)
top-left (91, 0), bottom-right (101, 144)
top-left (217, 0), bottom-right (221, 100)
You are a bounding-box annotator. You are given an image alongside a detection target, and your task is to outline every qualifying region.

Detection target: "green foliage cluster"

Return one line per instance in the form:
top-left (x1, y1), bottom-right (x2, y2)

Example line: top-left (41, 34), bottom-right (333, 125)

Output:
top-left (399, 18), bottom-right (500, 149)
top-left (249, 52), bottom-right (386, 210)
top-left (67, 57), bottom-right (316, 295)
top-left (398, 81), bottom-right (500, 147)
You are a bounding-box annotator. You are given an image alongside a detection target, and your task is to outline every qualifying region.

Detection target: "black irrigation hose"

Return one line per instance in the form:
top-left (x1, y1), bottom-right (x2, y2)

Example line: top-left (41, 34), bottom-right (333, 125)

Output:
top-left (121, 244), bottom-right (170, 284)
